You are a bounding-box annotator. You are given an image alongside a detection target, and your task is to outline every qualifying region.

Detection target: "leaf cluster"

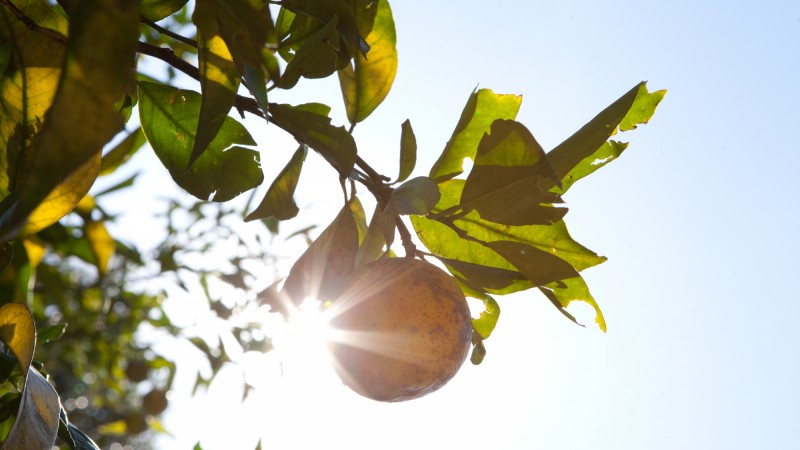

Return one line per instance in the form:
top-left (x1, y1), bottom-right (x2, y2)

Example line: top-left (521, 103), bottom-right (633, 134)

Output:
top-left (0, 0), bottom-right (665, 447)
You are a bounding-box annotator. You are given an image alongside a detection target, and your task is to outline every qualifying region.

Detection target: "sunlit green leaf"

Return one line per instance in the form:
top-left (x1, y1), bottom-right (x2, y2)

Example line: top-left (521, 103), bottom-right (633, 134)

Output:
top-left (548, 82), bottom-right (665, 194)
top-left (429, 89), bottom-right (522, 182)
top-left (338, 0), bottom-right (396, 124)
top-left (138, 81), bottom-right (263, 202)
top-left (139, 0), bottom-right (189, 22)
top-left (245, 145), bottom-right (307, 222)
top-left (387, 176), bottom-right (439, 215)
top-left (471, 294), bottom-right (500, 340)
top-left (397, 119), bottom-right (416, 182)
top-left (462, 119), bottom-right (566, 226)
top-left (84, 220), bottom-right (115, 277)
top-left (540, 276), bottom-right (607, 332)
top-left (37, 323), bottom-right (66, 344)
top-left (191, 0), bottom-right (242, 169)
top-left (281, 199), bottom-right (360, 308)
top-left (0, 0), bottom-right (138, 241)
top-left (354, 207), bottom-right (394, 268)
top-left (99, 128), bottom-right (145, 176)
top-left (269, 103), bottom-right (356, 176)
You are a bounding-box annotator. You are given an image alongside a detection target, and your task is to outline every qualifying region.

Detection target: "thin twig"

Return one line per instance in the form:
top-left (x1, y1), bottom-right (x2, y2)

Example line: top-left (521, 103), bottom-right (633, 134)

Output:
top-left (395, 216), bottom-right (417, 258)
top-left (142, 16), bottom-right (198, 48)
top-left (0, 0), bottom-right (66, 43)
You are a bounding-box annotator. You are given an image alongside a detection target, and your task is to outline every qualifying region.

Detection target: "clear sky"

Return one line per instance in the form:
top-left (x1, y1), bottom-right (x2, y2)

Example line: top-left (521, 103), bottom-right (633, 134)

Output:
top-left (97, 0), bottom-right (800, 449)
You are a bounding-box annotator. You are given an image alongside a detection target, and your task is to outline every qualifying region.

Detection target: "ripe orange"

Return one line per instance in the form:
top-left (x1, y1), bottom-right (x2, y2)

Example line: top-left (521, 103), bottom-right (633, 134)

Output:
top-left (327, 257), bottom-right (473, 402)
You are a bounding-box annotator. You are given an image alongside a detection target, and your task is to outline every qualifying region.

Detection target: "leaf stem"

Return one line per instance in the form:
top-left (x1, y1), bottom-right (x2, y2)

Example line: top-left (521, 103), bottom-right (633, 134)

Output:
top-left (0, 0), bottom-right (66, 43)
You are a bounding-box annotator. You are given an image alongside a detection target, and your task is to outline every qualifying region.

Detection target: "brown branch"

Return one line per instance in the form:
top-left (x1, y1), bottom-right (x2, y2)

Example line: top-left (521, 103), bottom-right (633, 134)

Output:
top-left (141, 16), bottom-right (198, 48)
top-left (0, 0), bottom-right (66, 43)
top-left (396, 216), bottom-right (417, 258)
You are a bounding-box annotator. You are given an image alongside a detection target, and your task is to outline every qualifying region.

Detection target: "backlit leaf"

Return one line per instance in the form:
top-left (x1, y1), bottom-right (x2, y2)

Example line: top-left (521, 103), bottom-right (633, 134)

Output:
top-left (547, 82), bottom-right (665, 194)
top-left (283, 0), bottom-right (366, 58)
top-left (191, 1), bottom-right (242, 169)
top-left (0, 0), bottom-right (138, 241)
top-left (0, 303), bottom-right (60, 450)
top-left (279, 16), bottom-right (340, 89)
top-left (354, 207), bottom-right (394, 268)
top-left (84, 220), bottom-right (115, 277)
top-left (440, 256), bottom-right (527, 294)
top-left (245, 145), bottom-right (307, 222)
top-left (281, 199), bottom-right (360, 308)
top-left (485, 240), bottom-right (578, 287)
top-left (140, 0), bottom-right (189, 22)
top-left (99, 128), bottom-right (146, 175)
top-left (338, 0), bottom-right (397, 124)
top-left (540, 276), bottom-right (606, 332)
top-left (138, 81), bottom-right (263, 202)
top-left (269, 103), bottom-right (356, 176)
top-left (387, 176), bottom-right (439, 215)
top-left (461, 119), bottom-right (566, 226)
top-left (429, 89), bottom-right (522, 182)
top-left (471, 293), bottom-right (500, 340)
top-left (397, 119), bottom-right (416, 182)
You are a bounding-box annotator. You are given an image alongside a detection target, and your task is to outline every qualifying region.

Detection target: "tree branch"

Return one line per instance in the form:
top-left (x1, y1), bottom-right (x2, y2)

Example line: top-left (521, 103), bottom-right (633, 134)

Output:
top-left (141, 17), bottom-right (198, 48)
top-left (0, 0), bottom-right (66, 43)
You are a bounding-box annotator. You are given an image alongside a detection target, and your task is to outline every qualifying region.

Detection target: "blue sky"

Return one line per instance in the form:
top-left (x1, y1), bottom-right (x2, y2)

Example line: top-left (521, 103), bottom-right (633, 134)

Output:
top-left (99, 1), bottom-right (800, 448)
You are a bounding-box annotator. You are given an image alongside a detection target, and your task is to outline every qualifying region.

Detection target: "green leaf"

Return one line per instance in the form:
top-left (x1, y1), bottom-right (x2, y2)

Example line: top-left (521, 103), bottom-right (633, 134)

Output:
top-left (461, 119), bottom-right (566, 226)
top-left (0, 303), bottom-right (60, 450)
top-left (471, 294), bottom-right (500, 340)
top-left (354, 207), bottom-right (394, 268)
top-left (555, 140), bottom-right (628, 194)
top-left (37, 323), bottom-right (66, 344)
top-left (279, 16), bottom-right (341, 89)
top-left (191, 0), bottom-right (243, 169)
top-left (540, 276), bottom-right (607, 332)
top-left (281, 199), bottom-right (360, 308)
top-left (99, 128), bottom-right (146, 176)
top-left (269, 103), bottom-right (356, 176)
top-left (138, 81), bottom-right (263, 202)
top-left (470, 339), bottom-right (486, 365)
top-left (387, 176), bottom-right (440, 215)
top-left (338, 0), bottom-right (397, 124)
top-left (245, 145), bottom-right (307, 222)
top-left (429, 88), bottom-right (522, 182)
top-left (397, 119), bottom-right (416, 183)
top-left (440, 256), bottom-right (527, 294)
top-left (547, 82), bottom-right (665, 194)
top-left (0, 0), bottom-right (138, 241)
top-left (283, 0), bottom-right (366, 58)
top-left (140, 0), bottom-right (189, 22)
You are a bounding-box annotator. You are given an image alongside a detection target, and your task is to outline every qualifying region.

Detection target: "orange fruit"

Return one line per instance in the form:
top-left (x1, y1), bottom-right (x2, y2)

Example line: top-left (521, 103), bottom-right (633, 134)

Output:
top-left (327, 257), bottom-right (472, 402)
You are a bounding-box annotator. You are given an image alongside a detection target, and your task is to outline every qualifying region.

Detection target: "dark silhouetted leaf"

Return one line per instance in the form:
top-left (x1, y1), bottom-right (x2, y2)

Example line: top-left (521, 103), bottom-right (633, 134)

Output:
top-left (441, 257), bottom-right (527, 294)
top-left (0, 241), bottom-right (12, 274)
top-left (138, 81), bottom-right (263, 202)
top-left (462, 119), bottom-right (566, 226)
top-left (279, 16), bottom-right (340, 89)
top-left (281, 199), bottom-right (360, 308)
top-left (283, 0), bottom-right (366, 58)
top-left (139, 0), bottom-right (189, 21)
top-left (429, 89), bottom-right (522, 182)
top-left (485, 240), bottom-right (578, 287)
top-left (245, 145), bottom-right (307, 222)
top-left (0, 0), bottom-right (138, 241)
top-left (387, 176), bottom-right (439, 215)
top-left (338, 0), bottom-right (396, 124)
top-left (470, 339), bottom-right (486, 365)
top-left (397, 119), bottom-right (416, 183)
top-left (191, 0), bottom-right (242, 169)
top-left (99, 128), bottom-right (146, 175)
top-left (548, 82), bottom-right (666, 194)
top-left (269, 103), bottom-right (356, 176)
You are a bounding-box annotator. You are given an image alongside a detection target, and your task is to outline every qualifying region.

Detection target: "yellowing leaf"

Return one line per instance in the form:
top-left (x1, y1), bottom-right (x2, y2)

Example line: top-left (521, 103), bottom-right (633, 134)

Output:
top-left (140, 0), bottom-right (189, 22)
top-left (192, 2), bottom-right (242, 168)
top-left (18, 151), bottom-right (100, 237)
top-left (84, 220), bottom-right (115, 277)
top-left (21, 237), bottom-right (45, 268)
top-left (0, 0), bottom-right (138, 241)
top-left (0, 303), bottom-right (60, 450)
top-left (338, 0), bottom-right (397, 124)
